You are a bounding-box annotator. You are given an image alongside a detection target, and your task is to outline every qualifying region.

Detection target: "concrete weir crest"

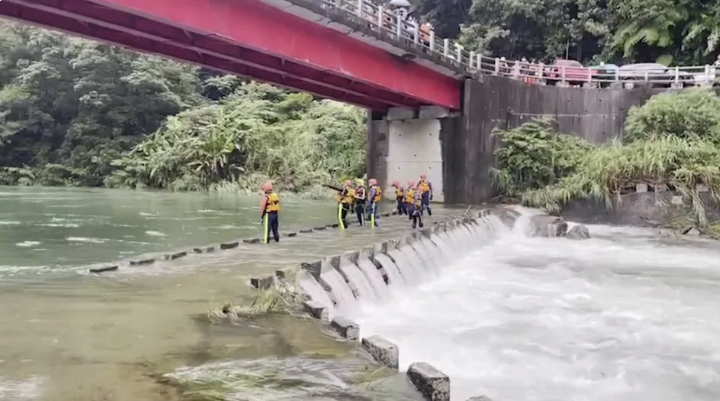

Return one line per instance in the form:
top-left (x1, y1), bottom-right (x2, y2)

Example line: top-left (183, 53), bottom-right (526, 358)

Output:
top-left (251, 208), bottom-right (519, 401)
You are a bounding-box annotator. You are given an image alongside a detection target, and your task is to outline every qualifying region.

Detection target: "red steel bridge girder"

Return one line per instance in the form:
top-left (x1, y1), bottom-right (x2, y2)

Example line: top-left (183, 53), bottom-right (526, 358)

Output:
top-left (0, 0), bottom-right (463, 110)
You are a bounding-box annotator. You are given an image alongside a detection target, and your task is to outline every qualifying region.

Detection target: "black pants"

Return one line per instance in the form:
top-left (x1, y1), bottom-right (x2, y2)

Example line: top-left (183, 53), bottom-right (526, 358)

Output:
top-left (264, 212), bottom-right (279, 243)
top-left (339, 203), bottom-right (351, 228)
top-left (411, 208), bottom-right (424, 229)
top-left (396, 199), bottom-right (406, 215)
top-left (356, 201), bottom-right (366, 225)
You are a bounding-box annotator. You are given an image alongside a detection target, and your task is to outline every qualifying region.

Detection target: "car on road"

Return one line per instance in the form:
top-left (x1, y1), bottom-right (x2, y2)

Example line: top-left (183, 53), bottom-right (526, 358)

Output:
top-left (617, 63), bottom-right (693, 88)
top-left (545, 59), bottom-right (598, 86)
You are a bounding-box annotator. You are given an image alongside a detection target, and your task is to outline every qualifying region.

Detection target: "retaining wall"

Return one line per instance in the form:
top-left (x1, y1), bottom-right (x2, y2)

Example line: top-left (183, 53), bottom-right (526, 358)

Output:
top-left (251, 208), bottom-right (520, 401)
top-left (560, 182), bottom-right (720, 228)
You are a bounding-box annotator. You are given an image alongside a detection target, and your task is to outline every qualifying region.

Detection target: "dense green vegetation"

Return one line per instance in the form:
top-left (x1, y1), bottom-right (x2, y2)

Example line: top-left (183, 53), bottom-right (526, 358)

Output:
top-left (0, 22), bottom-right (365, 194)
top-left (2, 0), bottom-right (720, 194)
top-left (418, 0), bottom-right (720, 65)
top-left (491, 89), bottom-right (720, 227)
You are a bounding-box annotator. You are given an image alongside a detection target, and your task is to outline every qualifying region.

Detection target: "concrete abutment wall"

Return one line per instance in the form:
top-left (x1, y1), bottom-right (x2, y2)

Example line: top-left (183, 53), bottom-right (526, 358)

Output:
top-left (367, 75), bottom-right (704, 204)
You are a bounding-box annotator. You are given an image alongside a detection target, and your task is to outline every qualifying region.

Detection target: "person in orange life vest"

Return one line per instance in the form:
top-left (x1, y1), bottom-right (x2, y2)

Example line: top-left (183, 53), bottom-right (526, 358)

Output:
top-left (260, 182), bottom-right (280, 243)
top-left (404, 181), bottom-right (423, 228)
top-left (391, 181), bottom-right (406, 215)
top-left (336, 179), bottom-right (355, 229)
top-left (404, 180), bottom-right (416, 221)
top-left (418, 173), bottom-right (433, 216)
top-left (367, 178), bottom-right (382, 227)
top-left (353, 179), bottom-right (367, 226)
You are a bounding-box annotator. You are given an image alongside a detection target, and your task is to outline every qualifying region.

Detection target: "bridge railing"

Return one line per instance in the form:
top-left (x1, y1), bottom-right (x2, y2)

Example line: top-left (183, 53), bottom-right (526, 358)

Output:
top-left (322, 0), bottom-right (719, 88)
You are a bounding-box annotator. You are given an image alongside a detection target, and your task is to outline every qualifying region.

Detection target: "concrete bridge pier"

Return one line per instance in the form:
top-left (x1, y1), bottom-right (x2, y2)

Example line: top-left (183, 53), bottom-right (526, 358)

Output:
top-left (367, 105), bottom-right (458, 203)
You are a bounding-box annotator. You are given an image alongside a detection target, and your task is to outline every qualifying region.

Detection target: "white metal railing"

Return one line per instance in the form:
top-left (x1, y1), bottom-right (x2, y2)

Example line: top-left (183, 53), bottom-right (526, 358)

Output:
top-left (318, 0), bottom-right (719, 88)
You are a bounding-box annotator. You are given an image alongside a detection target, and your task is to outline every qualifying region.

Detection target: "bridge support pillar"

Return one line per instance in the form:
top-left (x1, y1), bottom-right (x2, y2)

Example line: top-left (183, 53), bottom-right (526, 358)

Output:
top-left (367, 108), bottom-right (456, 203)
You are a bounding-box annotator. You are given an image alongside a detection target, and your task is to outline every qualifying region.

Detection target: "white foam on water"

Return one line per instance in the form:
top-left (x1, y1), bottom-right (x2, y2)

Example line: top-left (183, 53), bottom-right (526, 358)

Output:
top-left (352, 219), bottom-right (720, 401)
top-left (144, 231), bottom-right (166, 237)
top-left (357, 259), bottom-right (391, 302)
top-left (320, 266), bottom-right (357, 315)
top-left (298, 270), bottom-right (336, 318)
top-left (374, 253), bottom-right (405, 286)
top-left (16, 241), bottom-right (41, 248)
top-left (66, 237), bottom-right (106, 244)
top-left (340, 263), bottom-right (377, 303)
top-left (0, 375), bottom-right (45, 400)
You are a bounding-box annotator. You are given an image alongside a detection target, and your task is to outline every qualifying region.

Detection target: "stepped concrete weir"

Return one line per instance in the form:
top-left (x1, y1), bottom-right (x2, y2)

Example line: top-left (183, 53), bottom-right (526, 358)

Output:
top-left (248, 207), bottom-right (523, 401)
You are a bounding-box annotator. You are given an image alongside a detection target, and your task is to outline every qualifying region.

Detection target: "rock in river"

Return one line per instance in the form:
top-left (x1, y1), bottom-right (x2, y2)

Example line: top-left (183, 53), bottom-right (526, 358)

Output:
top-left (528, 215), bottom-right (568, 237)
top-left (566, 224), bottom-right (590, 240)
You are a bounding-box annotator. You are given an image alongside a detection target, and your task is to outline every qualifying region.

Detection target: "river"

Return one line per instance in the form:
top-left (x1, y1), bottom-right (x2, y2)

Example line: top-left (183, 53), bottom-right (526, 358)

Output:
top-left (352, 219), bottom-right (720, 401)
top-left (0, 187), bottom-right (458, 401)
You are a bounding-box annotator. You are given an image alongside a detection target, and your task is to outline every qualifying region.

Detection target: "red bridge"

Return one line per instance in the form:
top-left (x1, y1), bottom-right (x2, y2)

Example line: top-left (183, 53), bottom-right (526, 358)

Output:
top-left (0, 0), bottom-right (464, 110)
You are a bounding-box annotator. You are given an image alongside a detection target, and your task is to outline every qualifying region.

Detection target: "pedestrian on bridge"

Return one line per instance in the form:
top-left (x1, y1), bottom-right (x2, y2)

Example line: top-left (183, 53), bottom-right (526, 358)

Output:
top-left (260, 182), bottom-right (281, 243)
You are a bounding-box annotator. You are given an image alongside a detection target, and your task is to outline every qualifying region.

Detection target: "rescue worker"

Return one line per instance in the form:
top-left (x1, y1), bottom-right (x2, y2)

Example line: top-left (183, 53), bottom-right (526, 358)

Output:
top-left (418, 174), bottom-right (433, 216)
top-left (354, 179), bottom-right (367, 225)
top-left (392, 181), bottom-right (406, 215)
top-left (367, 178), bottom-right (382, 227)
top-left (336, 179), bottom-right (355, 230)
top-left (411, 184), bottom-right (424, 229)
top-left (404, 181), bottom-right (416, 221)
top-left (260, 182), bottom-right (280, 243)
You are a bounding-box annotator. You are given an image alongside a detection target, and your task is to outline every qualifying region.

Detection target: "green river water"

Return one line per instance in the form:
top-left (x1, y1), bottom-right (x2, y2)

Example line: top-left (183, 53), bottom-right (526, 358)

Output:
top-left (0, 187), bottom-right (454, 401)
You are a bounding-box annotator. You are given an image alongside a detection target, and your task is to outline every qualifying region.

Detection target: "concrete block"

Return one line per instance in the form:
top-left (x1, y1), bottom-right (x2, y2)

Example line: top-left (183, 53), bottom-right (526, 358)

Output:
top-left (314, 226), bottom-right (327, 231)
top-left (654, 184), bottom-right (668, 192)
top-left (204, 246), bottom-right (215, 252)
top-left (391, 210), bottom-right (398, 215)
top-left (300, 228), bottom-right (314, 233)
top-left (343, 250), bottom-right (360, 264)
top-left (330, 316), bottom-right (359, 340)
top-left (382, 212), bottom-right (391, 217)
top-left (325, 224), bottom-right (335, 228)
top-left (635, 183), bottom-right (648, 193)
top-left (387, 107), bottom-right (415, 121)
top-left (192, 248), bottom-right (203, 254)
top-left (374, 241), bottom-right (389, 254)
top-left (242, 238), bottom-right (260, 244)
top-left (330, 223), bottom-right (340, 228)
top-left (220, 241), bottom-right (239, 250)
top-left (129, 258), bottom-right (155, 266)
top-left (250, 276), bottom-right (274, 290)
top-left (164, 251), bottom-right (187, 261)
top-left (286, 232), bottom-right (297, 237)
top-left (303, 300), bottom-right (328, 320)
top-left (361, 335), bottom-right (399, 369)
top-left (407, 362), bottom-right (450, 401)
top-left (418, 105), bottom-right (450, 119)
top-left (89, 265), bottom-right (118, 274)
top-left (328, 255), bottom-right (341, 269)
top-left (301, 260), bottom-right (322, 280)
top-left (671, 195), bottom-right (684, 205)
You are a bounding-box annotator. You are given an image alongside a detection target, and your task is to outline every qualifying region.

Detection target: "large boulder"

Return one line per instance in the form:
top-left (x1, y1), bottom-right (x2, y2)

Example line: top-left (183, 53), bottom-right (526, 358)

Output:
top-left (566, 224), bottom-right (590, 240)
top-left (528, 215), bottom-right (568, 237)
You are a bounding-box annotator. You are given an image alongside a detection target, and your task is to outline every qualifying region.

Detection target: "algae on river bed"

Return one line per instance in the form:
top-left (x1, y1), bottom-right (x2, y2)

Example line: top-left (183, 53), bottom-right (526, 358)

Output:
top-left (160, 356), bottom-right (417, 401)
